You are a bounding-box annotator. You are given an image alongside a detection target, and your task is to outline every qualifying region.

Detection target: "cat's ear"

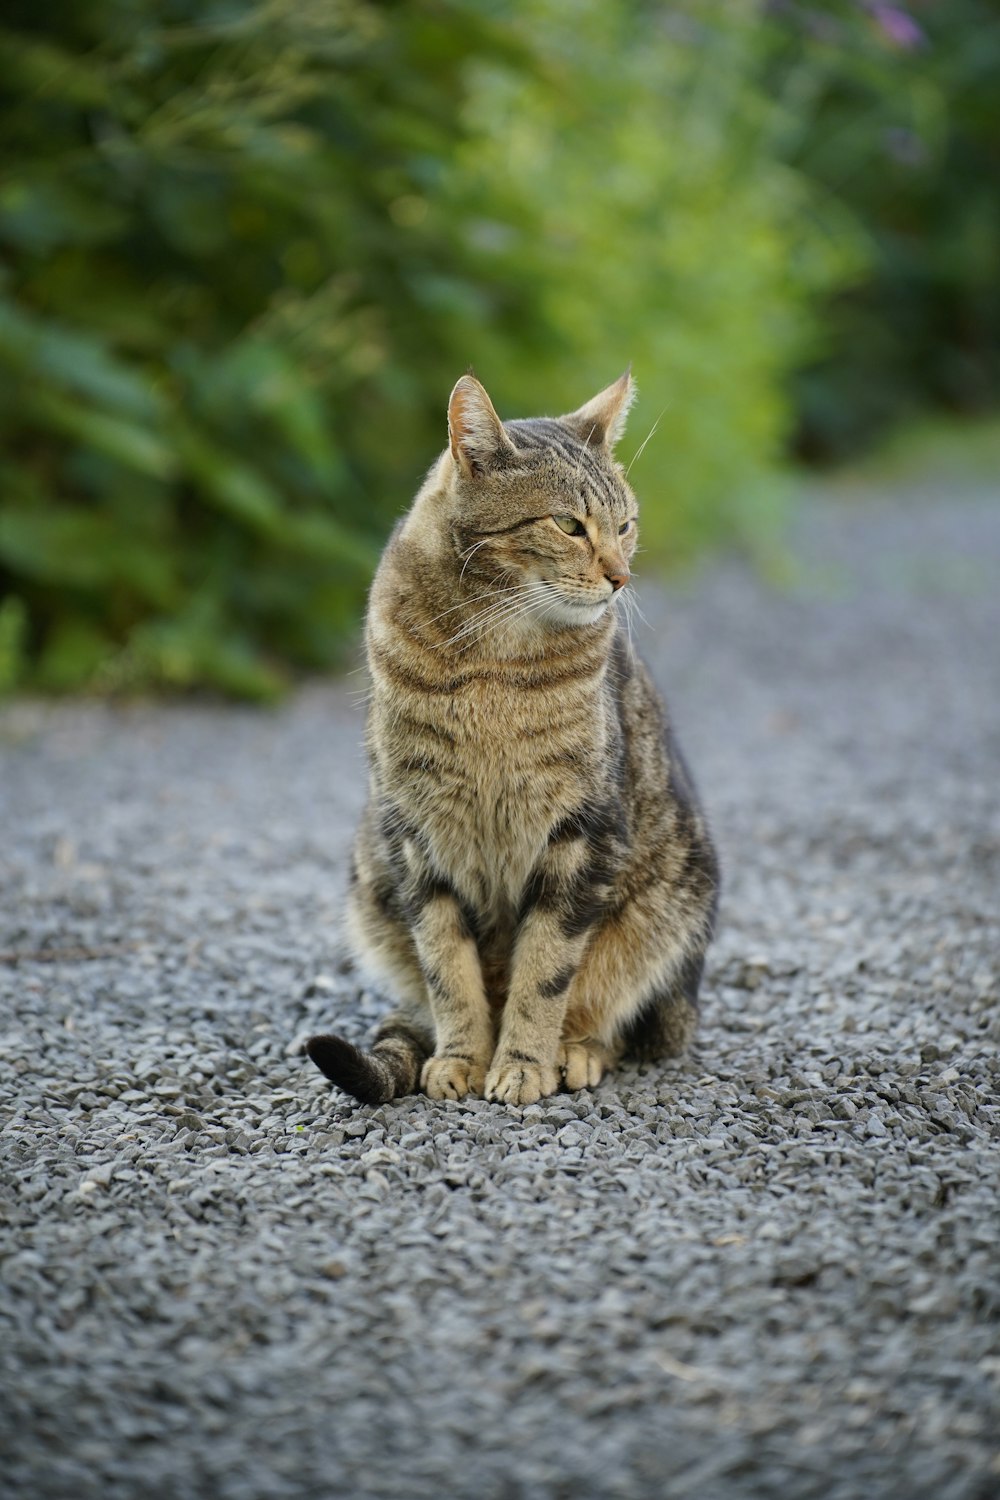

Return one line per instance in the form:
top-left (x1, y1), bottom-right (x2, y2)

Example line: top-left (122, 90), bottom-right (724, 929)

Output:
top-left (561, 368), bottom-right (635, 452)
top-left (448, 374), bottom-right (513, 478)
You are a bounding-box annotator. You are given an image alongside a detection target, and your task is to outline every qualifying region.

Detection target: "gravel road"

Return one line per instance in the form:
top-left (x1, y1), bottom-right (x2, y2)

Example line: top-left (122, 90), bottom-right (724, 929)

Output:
top-left (1, 478), bottom-right (998, 1500)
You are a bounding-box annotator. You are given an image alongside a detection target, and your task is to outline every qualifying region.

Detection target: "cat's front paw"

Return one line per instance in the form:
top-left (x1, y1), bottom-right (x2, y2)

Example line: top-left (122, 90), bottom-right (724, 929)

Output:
top-left (484, 1060), bottom-right (559, 1106)
top-left (420, 1055), bottom-right (486, 1101)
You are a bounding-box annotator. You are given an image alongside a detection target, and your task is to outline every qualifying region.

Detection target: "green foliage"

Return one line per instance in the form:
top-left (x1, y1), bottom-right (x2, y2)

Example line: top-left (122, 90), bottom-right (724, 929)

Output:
top-left (830, 414), bottom-right (1000, 487)
top-left (770, 1), bottom-right (1000, 461)
top-left (459, 2), bottom-right (854, 558)
top-left (0, 0), bottom-right (854, 696)
top-left (0, 595), bottom-right (27, 694)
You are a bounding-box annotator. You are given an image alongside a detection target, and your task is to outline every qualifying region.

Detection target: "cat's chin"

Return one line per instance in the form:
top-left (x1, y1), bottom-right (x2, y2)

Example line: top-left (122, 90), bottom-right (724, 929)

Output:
top-left (542, 594), bottom-right (611, 628)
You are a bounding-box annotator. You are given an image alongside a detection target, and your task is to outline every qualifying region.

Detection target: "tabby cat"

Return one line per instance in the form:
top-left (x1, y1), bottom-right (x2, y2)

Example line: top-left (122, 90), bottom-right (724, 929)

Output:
top-left (307, 371), bottom-right (718, 1106)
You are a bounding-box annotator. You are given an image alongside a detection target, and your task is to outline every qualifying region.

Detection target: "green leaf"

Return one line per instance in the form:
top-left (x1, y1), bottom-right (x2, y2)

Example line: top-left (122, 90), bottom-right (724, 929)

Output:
top-left (0, 501), bottom-right (177, 603)
top-left (0, 300), bottom-right (162, 419)
top-left (173, 424), bottom-right (285, 534)
top-left (26, 390), bottom-right (176, 480)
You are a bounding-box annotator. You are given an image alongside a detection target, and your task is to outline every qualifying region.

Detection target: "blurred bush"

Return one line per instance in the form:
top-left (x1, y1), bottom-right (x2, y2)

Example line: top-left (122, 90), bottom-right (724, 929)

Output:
top-left (0, 0), bottom-right (932, 696)
top-left (771, 0), bottom-right (1000, 461)
top-left (1, 0), bottom-right (530, 696)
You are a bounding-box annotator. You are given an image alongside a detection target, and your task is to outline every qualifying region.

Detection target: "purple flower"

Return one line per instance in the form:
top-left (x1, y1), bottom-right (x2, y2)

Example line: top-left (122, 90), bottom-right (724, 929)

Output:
top-left (872, 5), bottom-right (926, 51)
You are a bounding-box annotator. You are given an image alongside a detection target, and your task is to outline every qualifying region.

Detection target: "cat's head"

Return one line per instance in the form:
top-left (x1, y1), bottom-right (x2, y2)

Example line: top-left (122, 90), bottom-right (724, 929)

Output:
top-left (437, 371), bottom-right (639, 629)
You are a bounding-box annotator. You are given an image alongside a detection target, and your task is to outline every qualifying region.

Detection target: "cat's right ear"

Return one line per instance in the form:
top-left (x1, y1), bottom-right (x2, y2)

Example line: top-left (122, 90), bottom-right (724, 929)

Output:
top-left (448, 374), bottom-right (513, 479)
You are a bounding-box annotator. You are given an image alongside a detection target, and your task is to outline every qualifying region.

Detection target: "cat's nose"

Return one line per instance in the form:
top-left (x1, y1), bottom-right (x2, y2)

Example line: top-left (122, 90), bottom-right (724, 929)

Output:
top-left (605, 567), bottom-right (629, 592)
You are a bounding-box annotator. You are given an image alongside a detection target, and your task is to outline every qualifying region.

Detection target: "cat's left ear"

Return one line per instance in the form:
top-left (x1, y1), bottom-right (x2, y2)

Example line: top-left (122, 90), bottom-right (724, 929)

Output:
top-left (560, 368), bottom-right (635, 452)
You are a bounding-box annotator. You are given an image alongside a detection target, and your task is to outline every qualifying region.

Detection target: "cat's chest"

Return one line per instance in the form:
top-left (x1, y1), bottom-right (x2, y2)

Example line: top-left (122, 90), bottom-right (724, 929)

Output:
top-left (375, 674), bottom-right (604, 905)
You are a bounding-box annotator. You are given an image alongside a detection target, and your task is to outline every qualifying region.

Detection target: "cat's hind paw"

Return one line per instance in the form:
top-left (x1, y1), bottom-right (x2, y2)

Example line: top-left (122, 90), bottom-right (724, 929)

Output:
top-left (557, 1039), bottom-right (609, 1091)
top-left (420, 1055), bottom-right (486, 1101)
top-left (484, 1061), bottom-right (559, 1107)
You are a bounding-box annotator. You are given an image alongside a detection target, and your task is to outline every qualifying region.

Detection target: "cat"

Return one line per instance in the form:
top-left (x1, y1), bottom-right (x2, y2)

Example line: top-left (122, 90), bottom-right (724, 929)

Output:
top-left (306, 370), bottom-right (719, 1106)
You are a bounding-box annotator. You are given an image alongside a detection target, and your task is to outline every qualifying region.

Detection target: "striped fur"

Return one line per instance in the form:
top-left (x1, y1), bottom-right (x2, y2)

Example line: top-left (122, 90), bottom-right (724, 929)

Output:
top-left (308, 371), bottom-right (719, 1105)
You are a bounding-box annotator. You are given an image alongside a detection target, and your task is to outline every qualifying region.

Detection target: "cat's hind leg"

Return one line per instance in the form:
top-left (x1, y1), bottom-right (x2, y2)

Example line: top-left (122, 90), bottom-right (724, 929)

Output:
top-left (618, 951), bottom-right (703, 1062)
top-left (556, 1037), bottom-right (620, 1090)
top-left (557, 907), bottom-right (709, 1093)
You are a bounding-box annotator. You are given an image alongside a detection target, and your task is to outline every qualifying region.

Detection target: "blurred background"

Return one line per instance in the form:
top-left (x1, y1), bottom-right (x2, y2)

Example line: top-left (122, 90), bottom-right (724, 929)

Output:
top-left (0, 0), bottom-right (997, 699)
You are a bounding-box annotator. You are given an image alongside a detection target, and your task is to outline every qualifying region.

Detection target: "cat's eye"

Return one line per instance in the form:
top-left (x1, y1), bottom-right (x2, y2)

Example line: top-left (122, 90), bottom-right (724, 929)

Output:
top-left (619, 520), bottom-right (633, 535)
top-left (553, 515), bottom-right (586, 536)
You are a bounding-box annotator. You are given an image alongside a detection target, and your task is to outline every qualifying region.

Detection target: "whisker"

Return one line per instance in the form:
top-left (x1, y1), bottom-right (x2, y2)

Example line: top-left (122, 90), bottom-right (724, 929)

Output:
top-left (458, 535), bottom-right (494, 586)
top-left (625, 409), bottom-right (665, 478)
top-left (622, 596), bottom-right (635, 660)
top-left (436, 583), bottom-right (552, 649)
top-left (470, 584), bottom-right (555, 636)
top-left (447, 602), bottom-right (545, 651)
top-left (422, 576), bottom-right (514, 627)
top-left (625, 586), bottom-right (651, 629)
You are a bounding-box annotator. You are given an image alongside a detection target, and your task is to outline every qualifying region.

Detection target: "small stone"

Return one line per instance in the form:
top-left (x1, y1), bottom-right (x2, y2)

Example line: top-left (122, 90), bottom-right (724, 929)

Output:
top-left (285, 1030), bottom-right (313, 1057)
top-left (739, 955), bottom-right (770, 990)
top-left (303, 974), bottom-right (338, 997)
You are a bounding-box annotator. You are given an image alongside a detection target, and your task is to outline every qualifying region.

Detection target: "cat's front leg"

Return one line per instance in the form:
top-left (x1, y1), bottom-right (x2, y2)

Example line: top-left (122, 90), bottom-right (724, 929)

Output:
top-left (486, 836), bottom-right (604, 1105)
top-left (485, 924), bottom-right (585, 1104)
top-left (408, 879), bottom-right (493, 1100)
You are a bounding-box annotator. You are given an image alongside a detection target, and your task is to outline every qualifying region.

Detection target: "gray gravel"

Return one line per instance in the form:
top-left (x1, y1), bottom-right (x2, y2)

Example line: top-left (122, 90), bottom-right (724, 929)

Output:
top-left (1, 477), bottom-right (998, 1500)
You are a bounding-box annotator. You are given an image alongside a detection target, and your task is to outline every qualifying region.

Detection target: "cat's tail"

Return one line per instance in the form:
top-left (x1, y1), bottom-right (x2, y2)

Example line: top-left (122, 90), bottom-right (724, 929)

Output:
top-left (305, 1022), bottom-right (428, 1105)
